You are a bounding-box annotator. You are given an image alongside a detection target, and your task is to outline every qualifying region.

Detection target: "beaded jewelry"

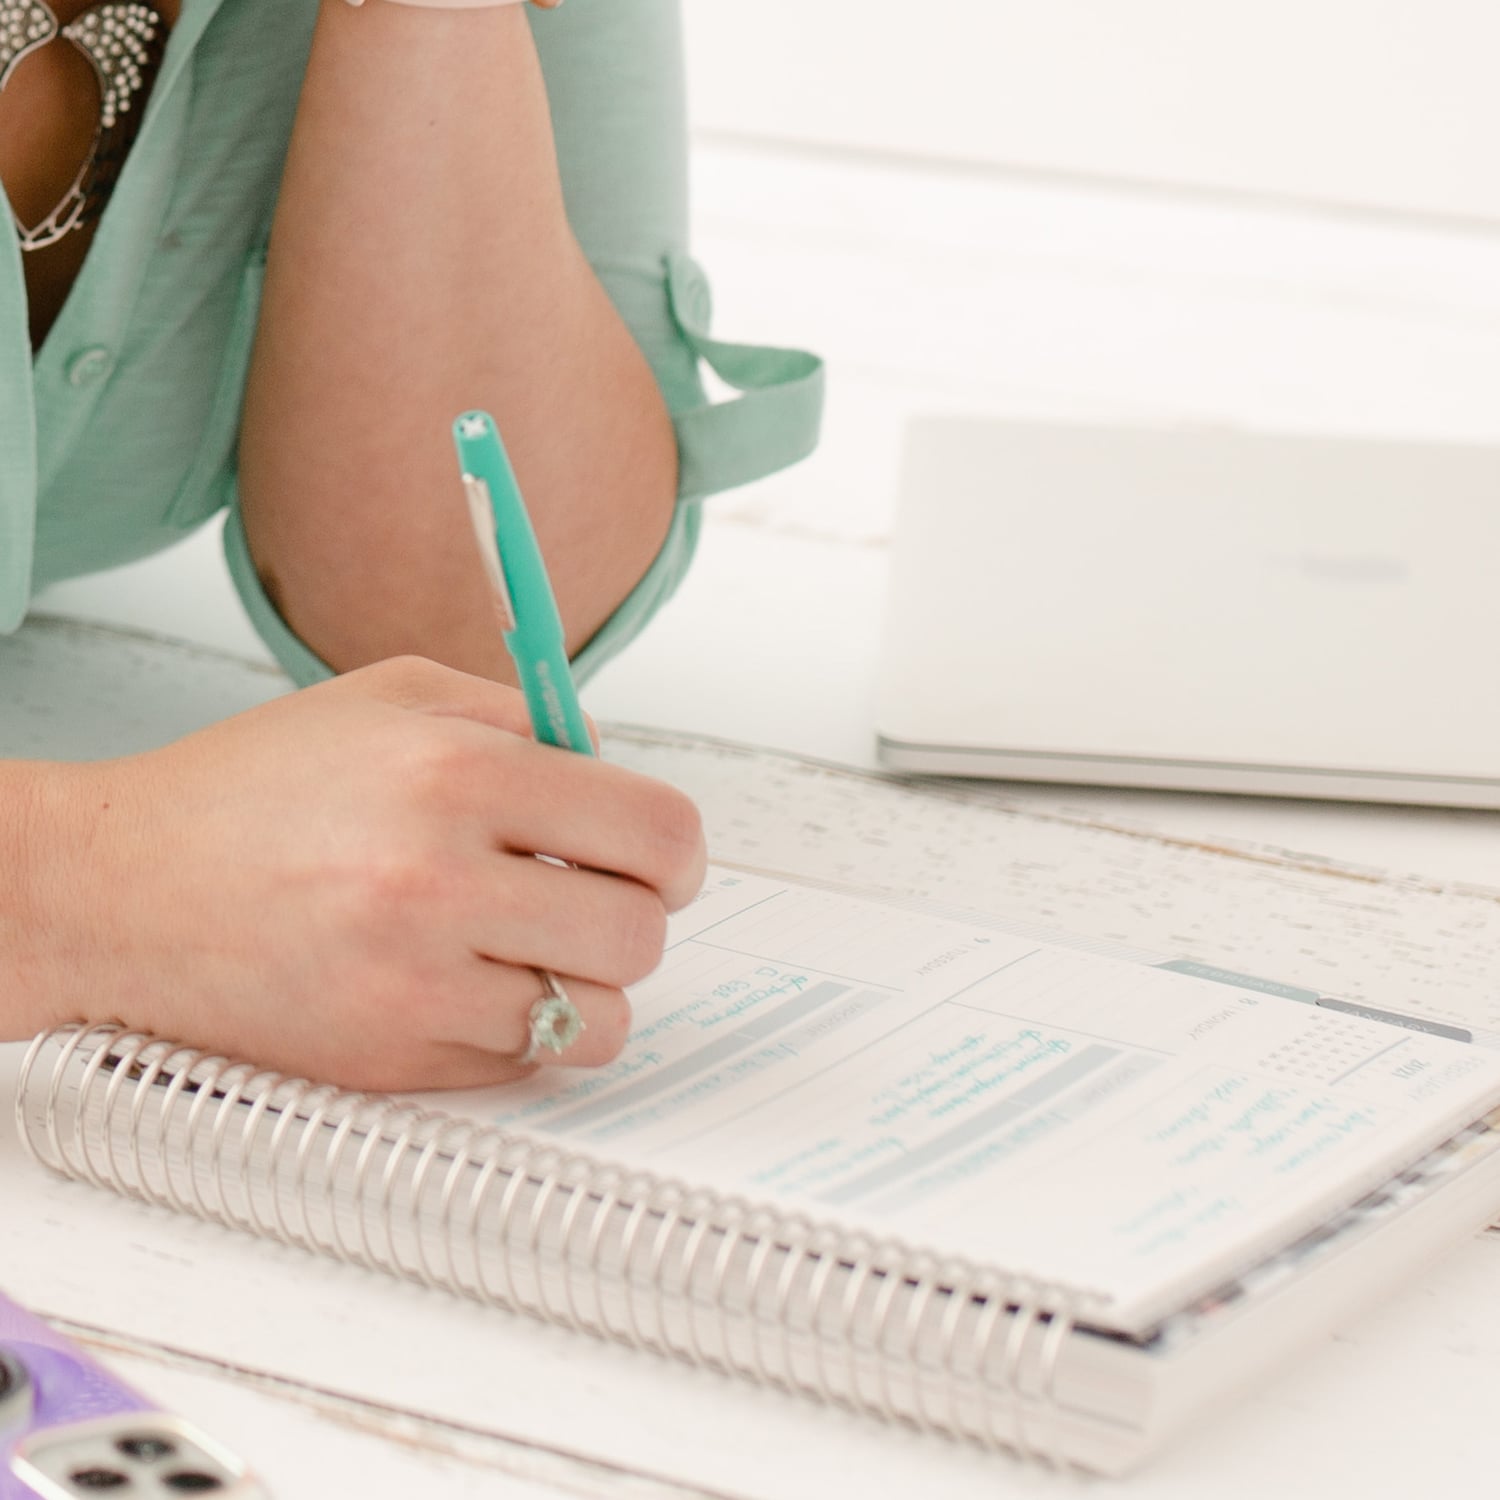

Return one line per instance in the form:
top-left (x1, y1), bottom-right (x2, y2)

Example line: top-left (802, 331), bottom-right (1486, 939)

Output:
top-left (0, 0), bottom-right (166, 252)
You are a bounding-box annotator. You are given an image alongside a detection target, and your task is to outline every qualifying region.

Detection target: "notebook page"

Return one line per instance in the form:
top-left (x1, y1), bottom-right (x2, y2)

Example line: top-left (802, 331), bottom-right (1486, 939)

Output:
top-left (438, 868), bottom-right (1500, 1329)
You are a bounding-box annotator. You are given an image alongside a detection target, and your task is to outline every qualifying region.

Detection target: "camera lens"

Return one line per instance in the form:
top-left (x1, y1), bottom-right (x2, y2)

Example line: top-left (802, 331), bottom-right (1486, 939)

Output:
top-left (117, 1435), bottom-right (176, 1462)
top-left (0, 1351), bottom-right (32, 1437)
top-left (162, 1476), bottom-right (224, 1493)
top-left (0, 1350), bottom-right (27, 1403)
top-left (67, 1470), bottom-right (131, 1491)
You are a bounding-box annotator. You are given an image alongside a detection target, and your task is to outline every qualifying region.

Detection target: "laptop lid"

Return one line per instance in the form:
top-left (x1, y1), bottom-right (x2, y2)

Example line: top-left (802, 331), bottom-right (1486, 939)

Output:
top-left (876, 416), bottom-right (1500, 807)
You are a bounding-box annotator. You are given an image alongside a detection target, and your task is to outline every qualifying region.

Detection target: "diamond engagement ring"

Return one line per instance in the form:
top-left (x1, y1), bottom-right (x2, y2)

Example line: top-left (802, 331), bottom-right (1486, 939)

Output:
top-left (519, 970), bottom-right (585, 1065)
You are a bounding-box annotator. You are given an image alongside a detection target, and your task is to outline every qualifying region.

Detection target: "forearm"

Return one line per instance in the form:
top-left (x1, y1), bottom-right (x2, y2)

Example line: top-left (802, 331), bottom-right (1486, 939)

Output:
top-left (239, 0), bottom-right (679, 679)
top-left (0, 761), bottom-right (89, 1040)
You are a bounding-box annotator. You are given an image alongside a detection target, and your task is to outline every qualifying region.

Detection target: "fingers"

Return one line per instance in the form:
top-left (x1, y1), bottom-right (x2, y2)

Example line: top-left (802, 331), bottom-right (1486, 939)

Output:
top-left (418, 727), bottom-right (704, 913)
top-left (329, 657), bottom-right (704, 909)
top-left (459, 854), bottom-right (668, 986)
top-left (429, 855), bottom-right (664, 1082)
top-left (486, 757), bottom-right (706, 913)
top-left (435, 856), bottom-right (668, 1079)
top-left (256, 656), bottom-right (700, 1093)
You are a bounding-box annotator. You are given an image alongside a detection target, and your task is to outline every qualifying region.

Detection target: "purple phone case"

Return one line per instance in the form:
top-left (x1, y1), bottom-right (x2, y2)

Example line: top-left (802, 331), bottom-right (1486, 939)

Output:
top-left (0, 1292), bottom-right (155, 1499)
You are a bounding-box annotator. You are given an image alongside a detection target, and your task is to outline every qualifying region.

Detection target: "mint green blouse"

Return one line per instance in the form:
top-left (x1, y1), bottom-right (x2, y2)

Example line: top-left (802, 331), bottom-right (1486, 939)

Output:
top-left (0, 0), bottom-right (823, 686)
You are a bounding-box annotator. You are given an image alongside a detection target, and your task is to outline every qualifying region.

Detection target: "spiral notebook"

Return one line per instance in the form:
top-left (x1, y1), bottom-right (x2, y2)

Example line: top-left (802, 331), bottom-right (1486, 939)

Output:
top-left (18, 866), bottom-right (1500, 1475)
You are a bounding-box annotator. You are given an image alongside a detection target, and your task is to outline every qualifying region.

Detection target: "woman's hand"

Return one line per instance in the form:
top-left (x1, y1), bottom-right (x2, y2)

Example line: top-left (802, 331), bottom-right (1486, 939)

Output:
top-left (25, 657), bottom-right (705, 1092)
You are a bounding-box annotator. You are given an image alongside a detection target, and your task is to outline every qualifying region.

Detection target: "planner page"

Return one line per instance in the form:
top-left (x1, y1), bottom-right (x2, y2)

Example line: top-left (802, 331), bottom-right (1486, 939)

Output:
top-left (445, 868), bottom-right (1500, 1329)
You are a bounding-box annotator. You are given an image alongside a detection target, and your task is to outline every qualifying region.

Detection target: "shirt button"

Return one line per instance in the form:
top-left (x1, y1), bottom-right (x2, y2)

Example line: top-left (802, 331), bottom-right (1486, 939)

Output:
top-left (67, 346), bottom-right (115, 388)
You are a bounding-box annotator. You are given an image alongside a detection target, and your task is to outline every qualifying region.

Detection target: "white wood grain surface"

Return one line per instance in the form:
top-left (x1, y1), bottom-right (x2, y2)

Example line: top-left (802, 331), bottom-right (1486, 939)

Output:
top-left (5, 620), bottom-right (1500, 1499)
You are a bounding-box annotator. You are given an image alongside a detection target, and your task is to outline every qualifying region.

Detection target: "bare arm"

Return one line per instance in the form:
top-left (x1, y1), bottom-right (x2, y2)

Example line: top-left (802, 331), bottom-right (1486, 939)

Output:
top-left (238, 1), bottom-right (679, 680)
top-left (0, 762), bottom-right (75, 1038)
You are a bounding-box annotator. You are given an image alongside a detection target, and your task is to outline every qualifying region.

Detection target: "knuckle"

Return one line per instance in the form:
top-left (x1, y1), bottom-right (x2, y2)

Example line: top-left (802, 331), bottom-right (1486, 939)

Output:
top-left (389, 726), bottom-right (483, 807)
top-left (363, 654), bottom-right (447, 700)
top-left (347, 847), bottom-right (461, 927)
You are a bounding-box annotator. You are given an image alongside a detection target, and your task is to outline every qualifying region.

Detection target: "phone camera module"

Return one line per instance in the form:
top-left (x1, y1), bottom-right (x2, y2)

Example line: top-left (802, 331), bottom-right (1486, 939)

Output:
top-left (18, 1413), bottom-right (242, 1497)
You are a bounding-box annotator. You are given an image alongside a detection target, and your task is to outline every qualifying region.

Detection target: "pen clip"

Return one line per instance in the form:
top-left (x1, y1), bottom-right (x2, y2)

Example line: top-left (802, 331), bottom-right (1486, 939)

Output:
top-left (462, 473), bottom-right (517, 632)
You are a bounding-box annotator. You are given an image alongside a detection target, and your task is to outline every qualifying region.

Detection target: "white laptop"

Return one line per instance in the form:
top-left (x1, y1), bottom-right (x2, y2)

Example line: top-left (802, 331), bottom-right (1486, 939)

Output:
top-left (876, 416), bottom-right (1500, 807)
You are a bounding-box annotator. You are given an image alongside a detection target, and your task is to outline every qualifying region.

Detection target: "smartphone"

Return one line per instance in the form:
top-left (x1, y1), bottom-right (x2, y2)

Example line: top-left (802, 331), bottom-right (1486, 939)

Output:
top-left (0, 1291), bottom-right (265, 1498)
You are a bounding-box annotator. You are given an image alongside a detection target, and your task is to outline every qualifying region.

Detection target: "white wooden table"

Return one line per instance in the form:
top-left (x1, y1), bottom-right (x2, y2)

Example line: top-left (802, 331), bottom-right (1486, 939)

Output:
top-left (10, 138), bottom-right (1500, 1496)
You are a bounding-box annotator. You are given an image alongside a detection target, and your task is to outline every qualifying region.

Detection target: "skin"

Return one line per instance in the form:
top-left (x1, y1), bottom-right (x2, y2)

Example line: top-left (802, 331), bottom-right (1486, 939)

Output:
top-left (0, 0), bottom-right (705, 1091)
top-left (6, 657), bottom-right (705, 1092)
top-left (238, 0), bottom-right (678, 680)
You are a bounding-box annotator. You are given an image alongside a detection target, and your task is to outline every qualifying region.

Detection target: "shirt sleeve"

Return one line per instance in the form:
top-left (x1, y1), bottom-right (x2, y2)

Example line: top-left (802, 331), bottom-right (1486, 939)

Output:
top-left (224, 0), bottom-right (823, 689)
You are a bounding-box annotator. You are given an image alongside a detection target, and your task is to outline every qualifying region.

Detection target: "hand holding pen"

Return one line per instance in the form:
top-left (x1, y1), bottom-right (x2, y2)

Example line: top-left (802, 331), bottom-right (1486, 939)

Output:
top-left (453, 409), bottom-right (712, 1075)
top-left (454, 409), bottom-right (601, 1064)
top-left (9, 426), bottom-right (703, 1096)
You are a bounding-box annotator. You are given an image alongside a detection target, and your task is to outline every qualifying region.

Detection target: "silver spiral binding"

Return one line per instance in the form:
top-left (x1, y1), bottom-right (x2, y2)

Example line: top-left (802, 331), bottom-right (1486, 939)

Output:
top-left (672, 1187), bottom-right (724, 1371)
top-left (15, 1023), bottom-right (1098, 1466)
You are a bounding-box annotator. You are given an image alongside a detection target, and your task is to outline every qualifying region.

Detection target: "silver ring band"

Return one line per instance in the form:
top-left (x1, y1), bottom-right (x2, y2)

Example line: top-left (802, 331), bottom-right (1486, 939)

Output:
top-left (518, 970), bottom-right (585, 1065)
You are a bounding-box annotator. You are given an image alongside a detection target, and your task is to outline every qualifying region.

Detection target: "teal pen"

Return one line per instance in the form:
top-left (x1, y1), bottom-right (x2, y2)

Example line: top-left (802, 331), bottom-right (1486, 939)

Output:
top-left (453, 410), bottom-right (594, 757)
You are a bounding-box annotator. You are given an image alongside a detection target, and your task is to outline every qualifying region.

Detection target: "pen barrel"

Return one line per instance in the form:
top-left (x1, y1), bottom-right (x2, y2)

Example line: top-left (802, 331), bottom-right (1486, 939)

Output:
top-left (516, 638), bottom-right (594, 755)
top-left (454, 410), bottom-right (594, 758)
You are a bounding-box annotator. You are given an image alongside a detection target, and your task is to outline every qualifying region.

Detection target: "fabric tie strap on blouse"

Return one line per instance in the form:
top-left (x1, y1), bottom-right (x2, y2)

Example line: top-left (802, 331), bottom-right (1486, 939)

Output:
top-left (663, 251), bottom-right (824, 507)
